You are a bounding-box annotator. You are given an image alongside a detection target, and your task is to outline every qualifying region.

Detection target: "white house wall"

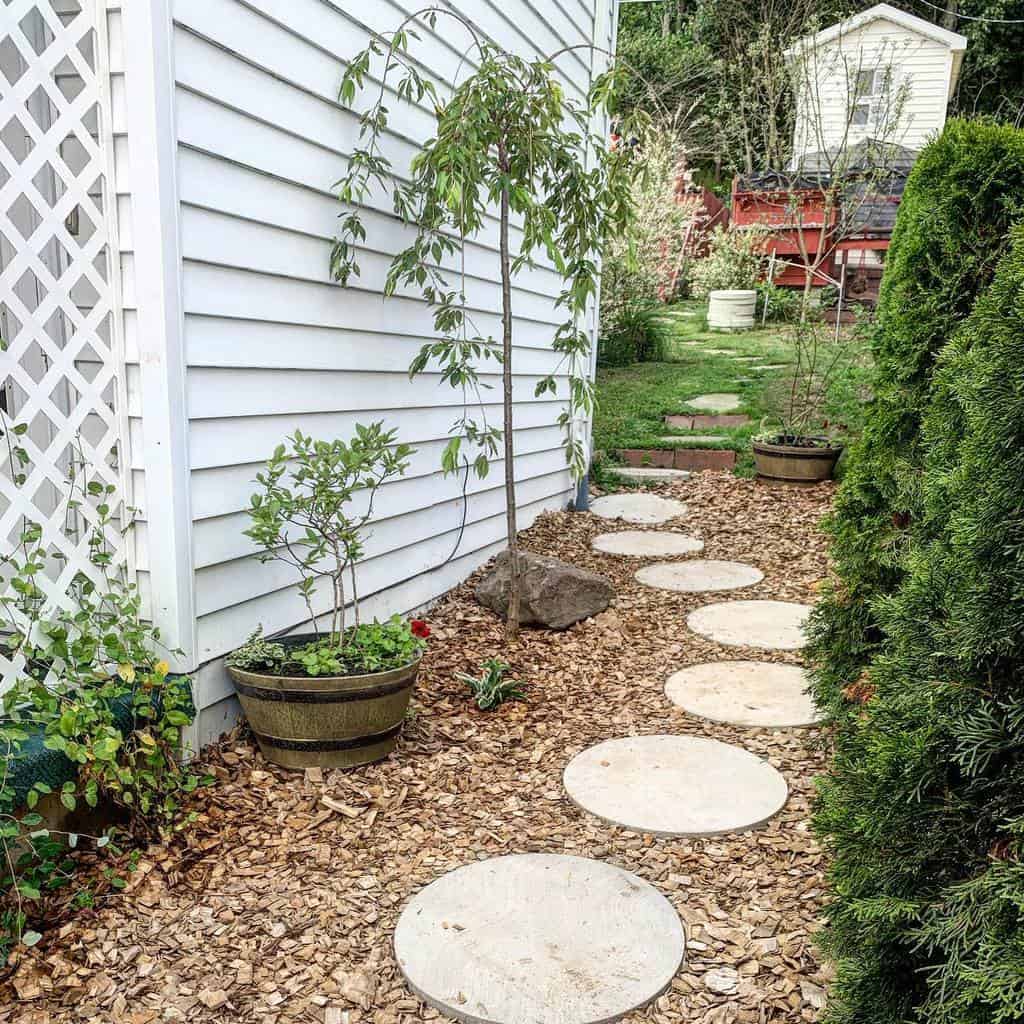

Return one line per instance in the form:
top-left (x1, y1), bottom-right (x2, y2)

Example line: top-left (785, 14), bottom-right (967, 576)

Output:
top-left (158, 0), bottom-right (613, 733)
top-left (792, 16), bottom-right (955, 157)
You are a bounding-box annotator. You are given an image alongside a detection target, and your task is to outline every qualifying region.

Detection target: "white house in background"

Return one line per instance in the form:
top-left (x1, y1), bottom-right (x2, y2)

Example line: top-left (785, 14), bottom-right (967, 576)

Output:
top-left (0, 0), bottom-right (616, 746)
top-left (786, 3), bottom-right (967, 161)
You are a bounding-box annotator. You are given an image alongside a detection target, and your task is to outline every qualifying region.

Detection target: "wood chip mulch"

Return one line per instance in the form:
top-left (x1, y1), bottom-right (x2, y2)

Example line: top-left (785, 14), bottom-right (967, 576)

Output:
top-left (3, 471), bottom-right (836, 1024)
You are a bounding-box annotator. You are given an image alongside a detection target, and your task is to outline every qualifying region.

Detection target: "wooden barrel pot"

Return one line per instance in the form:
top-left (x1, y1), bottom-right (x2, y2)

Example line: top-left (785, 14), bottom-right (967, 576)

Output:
top-left (227, 643), bottom-right (421, 770)
top-left (752, 437), bottom-right (843, 485)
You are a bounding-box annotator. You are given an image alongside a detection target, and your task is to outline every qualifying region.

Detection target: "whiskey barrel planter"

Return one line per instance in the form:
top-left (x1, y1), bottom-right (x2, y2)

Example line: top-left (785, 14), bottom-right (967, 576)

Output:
top-left (752, 436), bottom-right (843, 484)
top-left (227, 635), bottom-right (420, 770)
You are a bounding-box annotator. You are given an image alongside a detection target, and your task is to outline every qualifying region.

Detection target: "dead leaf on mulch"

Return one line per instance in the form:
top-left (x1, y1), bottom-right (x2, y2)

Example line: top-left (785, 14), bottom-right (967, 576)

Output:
top-left (0, 472), bottom-right (836, 1024)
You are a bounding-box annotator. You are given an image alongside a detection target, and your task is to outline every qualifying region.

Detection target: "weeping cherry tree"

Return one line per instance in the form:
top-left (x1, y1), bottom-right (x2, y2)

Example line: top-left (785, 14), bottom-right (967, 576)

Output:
top-left (331, 10), bottom-right (634, 639)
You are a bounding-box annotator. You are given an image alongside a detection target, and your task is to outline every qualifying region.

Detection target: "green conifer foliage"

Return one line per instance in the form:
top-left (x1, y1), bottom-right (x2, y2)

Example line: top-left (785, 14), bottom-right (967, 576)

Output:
top-left (816, 228), bottom-right (1024, 1024)
top-left (807, 120), bottom-right (1024, 715)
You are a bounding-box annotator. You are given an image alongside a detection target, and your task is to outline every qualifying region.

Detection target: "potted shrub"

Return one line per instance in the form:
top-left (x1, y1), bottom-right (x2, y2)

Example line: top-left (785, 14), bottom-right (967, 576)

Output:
top-left (752, 318), bottom-right (857, 483)
top-left (227, 424), bottom-right (425, 770)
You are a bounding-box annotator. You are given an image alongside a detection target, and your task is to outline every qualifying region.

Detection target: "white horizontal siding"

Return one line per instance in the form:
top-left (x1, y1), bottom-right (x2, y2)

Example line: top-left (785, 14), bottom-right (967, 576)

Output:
top-left (165, 0), bottom-right (610, 704)
top-left (793, 16), bottom-right (954, 156)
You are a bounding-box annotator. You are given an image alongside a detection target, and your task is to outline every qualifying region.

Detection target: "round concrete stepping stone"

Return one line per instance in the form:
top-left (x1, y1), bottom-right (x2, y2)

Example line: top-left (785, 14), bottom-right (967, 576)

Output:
top-left (665, 661), bottom-right (822, 728)
top-left (685, 393), bottom-right (741, 413)
top-left (592, 530), bottom-right (704, 558)
top-left (636, 559), bottom-right (763, 593)
top-left (563, 735), bottom-right (788, 836)
top-left (608, 466), bottom-right (691, 482)
top-left (393, 853), bottom-right (685, 1024)
top-left (589, 493), bottom-right (687, 525)
top-left (687, 600), bottom-right (812, 651)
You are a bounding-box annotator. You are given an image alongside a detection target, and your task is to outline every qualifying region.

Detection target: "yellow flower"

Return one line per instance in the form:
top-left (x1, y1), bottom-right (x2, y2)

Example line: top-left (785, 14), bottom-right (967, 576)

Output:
top-left (117, 663), bottom-right (136, 683)
top-left (155, 660), bottom-right (170, 677)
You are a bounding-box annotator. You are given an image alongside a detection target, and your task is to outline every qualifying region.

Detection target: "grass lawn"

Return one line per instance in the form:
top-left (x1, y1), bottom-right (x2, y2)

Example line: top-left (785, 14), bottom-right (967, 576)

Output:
top-left (593, 299), bottom-right (795, 476)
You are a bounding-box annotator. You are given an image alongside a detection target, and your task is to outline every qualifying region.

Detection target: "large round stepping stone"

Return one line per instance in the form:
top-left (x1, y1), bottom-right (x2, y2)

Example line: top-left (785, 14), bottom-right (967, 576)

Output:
top-left (687, 600), bottom-right (811, 650)
top-left (563, 735), bottom-right (788, 836)
top-left (665, 661), bottom-right (822, 728)
top-left (685, 393), bottom-right (741, 413)
top-left (589, 493), bottom-right (687, 524)
top-left (393, 853), bottom-right (685, 1024)
top-left (636, 559), bottom-right (763, 593)
top-left (592, 530), bottom-right (704, 557)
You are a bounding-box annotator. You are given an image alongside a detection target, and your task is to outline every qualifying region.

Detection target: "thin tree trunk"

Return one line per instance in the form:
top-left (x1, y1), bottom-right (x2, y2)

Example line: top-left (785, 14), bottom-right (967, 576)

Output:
top-left (498, 169), bottom-right (520, 641)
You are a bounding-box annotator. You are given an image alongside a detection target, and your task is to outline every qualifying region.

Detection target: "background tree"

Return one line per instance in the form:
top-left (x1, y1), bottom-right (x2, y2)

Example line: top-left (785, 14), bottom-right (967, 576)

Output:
top-left (332, 11), bottom-right (633, 640)
top-left (614, 0), bottom-right (1024, 179)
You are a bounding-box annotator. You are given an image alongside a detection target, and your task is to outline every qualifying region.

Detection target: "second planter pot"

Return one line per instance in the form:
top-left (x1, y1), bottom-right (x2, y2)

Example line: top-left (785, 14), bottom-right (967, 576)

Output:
top-left (752, 437), bottom-right (843, 484)
top-left (228, 635), bottom-right (420, 770)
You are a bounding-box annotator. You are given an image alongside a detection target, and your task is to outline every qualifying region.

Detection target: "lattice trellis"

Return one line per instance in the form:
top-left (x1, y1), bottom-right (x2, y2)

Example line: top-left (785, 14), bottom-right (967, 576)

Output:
top-left (0, 0), bottom-right (130, 690)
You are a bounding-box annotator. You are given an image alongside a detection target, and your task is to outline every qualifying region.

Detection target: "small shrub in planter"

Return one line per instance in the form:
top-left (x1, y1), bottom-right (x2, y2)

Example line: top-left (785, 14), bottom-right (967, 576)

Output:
top-left (231, 424), bottom-right (424, 770)
top-left (752, 318), bottom-right (868, 483)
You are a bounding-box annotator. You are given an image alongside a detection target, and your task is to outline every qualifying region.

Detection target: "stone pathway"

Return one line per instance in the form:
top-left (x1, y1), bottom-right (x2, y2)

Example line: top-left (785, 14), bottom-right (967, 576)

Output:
top-left (388, 491), bottom-right (816, 1021)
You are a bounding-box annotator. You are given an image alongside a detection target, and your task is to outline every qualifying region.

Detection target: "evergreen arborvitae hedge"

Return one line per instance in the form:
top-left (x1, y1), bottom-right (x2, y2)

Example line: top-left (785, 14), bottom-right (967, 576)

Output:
top-left (816, 226), bottom-right (1024, 1024)
top-left (806, 120), bottom-right (1024, 714)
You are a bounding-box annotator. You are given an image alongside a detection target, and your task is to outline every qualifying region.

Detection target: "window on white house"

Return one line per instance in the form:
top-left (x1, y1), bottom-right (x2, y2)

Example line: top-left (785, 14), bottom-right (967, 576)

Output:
top-left (851, 68), bottom-right (891, 127)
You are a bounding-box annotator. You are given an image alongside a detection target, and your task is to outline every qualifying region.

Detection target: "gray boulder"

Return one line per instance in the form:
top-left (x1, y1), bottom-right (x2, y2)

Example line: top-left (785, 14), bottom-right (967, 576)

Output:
top-left (475, 550), bottom-right (615, 630)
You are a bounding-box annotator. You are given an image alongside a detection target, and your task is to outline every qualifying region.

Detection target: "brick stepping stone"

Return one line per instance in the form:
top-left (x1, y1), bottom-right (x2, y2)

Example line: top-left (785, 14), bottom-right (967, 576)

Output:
top-left (563, 735), bottom-right (788, 836)
top-left (589, 493), bottom-right (687, 524)
top-left (636, 560), bottom-right (763, 593)
top-left (665, 661), bottom-right (822, 728)
top-left (608, 466), bottom-right (691, 482)
top-left (592, 530), bottom-right (704, 557)
top-left (685, 393), bottom-right (741, 413)
top-left (393, 853), bottom-right (685, 1024)
top-left (687, 600), bottom-right (812, 650)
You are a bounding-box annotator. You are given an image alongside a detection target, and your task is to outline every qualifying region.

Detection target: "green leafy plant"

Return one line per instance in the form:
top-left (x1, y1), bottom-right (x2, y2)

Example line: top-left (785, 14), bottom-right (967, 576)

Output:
top-left (241, 425), bottom-right (420, 675)
top-left (333, 10), bottom-right (635, 639)
top-left (597, 302), bottom-right (676, 368)
top-left (0, 416), bottom-right (204, 961)
top-left (456, 659), bottom-right (526, 711)
top-left (688, 224), bottom-right (773, 298)
top-left (245, 424), bottom-right (413, 640)
top-left (228, 616), bottom-right (425, 677)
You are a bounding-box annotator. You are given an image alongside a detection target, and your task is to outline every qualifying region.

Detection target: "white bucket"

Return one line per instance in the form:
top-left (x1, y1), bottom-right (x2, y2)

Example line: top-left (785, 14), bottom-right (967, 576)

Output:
top-left (707, 289), bottom-right (756, 331)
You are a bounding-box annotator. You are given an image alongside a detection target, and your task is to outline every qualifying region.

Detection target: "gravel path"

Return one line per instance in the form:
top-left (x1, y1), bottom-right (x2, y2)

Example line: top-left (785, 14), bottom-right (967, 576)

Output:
top-left (3, 472), bottom-right (835, 1024)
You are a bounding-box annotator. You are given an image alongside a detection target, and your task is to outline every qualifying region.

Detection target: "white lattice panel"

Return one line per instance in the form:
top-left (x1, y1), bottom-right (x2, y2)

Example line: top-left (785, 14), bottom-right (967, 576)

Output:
top-left (0, 0), bottom-right (129, 690)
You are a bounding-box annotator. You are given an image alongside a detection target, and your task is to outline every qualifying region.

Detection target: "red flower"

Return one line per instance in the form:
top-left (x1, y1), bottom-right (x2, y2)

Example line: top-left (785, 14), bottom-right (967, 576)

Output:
top-left (411, 619), bottom-right (431, 639)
